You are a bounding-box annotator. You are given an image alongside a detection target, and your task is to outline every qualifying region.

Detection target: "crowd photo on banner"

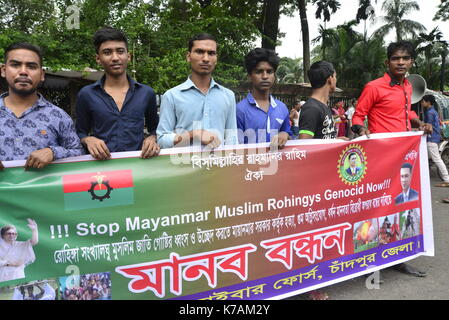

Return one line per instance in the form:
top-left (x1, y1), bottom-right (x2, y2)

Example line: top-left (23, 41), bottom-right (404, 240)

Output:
top-left (0, 0), bottom-right (448, 301)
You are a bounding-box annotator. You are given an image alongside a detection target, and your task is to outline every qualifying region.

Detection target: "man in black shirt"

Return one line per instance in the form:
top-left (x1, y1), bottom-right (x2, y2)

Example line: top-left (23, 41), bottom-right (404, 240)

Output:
top-left (298, 61), bottom-right (345, 140)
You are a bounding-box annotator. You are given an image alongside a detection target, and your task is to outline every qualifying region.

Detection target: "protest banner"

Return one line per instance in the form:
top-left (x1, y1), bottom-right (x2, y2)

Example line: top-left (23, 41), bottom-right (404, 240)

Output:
top-left (0, 132), bottom-right (434, 300)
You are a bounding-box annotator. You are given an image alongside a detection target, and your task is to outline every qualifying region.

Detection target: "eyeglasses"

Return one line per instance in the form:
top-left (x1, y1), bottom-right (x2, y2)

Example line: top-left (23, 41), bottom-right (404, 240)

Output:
top-left (5, 232), bottom-right (17, 236)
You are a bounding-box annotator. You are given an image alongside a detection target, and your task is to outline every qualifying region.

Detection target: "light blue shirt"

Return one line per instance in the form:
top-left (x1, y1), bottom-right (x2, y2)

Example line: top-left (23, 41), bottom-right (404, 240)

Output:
top-left (157, 77), bottom-right (238, 148)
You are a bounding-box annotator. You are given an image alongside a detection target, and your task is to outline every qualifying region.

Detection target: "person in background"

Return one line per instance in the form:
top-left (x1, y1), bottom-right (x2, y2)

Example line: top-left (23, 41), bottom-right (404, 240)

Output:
top-left (290, 100), bottom-right (305, 139)
top-left (346, 99), bottom-right (356, 139)
top-left (421, 94), bottom-right (449, 188)
top-left (335, 101), bottom-right (347, 137)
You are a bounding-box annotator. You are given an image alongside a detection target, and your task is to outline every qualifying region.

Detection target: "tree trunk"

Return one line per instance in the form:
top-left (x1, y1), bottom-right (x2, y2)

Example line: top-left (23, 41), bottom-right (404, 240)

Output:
top-left (441, 50), bottom-right (447, 92)
top-left (298, 0), bottom-right (310, 82)
top-left (261, 0), bottom-right (281, 50)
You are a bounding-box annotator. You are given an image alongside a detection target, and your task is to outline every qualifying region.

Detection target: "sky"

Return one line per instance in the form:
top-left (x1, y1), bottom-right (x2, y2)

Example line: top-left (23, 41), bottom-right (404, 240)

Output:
top-left (276, 0), bottom-right (449, 59)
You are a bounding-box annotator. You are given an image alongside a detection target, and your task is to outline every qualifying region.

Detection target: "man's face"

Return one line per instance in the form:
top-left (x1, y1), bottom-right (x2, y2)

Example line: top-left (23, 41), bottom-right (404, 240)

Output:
top-left (400, 167), bottom-right (412, 192)
top-left (349, 154), bottom-right (357, 168)
top-left (420, 99), bottom-right (431, 109)
top-left (249, 61), bottom-right (275, 93)
top-left (96, 40), bottom-right (130, 77)
top-left (1, 49), bottom-right (44, 96)
top-left (386, 49), bottom-right (414, 79)
top-left (187, 40), bottom-right (217, 76)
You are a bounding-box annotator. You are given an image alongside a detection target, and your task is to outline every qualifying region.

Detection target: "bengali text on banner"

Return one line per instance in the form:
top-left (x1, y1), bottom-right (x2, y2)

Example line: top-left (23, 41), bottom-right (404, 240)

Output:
top-left (0, 132), bottom-right (434, 300)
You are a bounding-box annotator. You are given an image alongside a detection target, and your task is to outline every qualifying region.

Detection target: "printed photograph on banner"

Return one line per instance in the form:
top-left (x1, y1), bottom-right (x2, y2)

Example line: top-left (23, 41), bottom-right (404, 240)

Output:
top-left (59, 271), bottom-right (111, 300)
top-left (0, 278), bottom-right (57, 300)
top-left (400, 209), bottom-right (421, 239)
top-left (353, 219), bottom-right (379, 253)
top-left (395, 157), bottom-right (419, 205)
top-left (338, 144), bottom-right (367, 185)
top-left (0, 219), bottom-right (39, 283)
top-left (378, 213), bottom-right (401, 245)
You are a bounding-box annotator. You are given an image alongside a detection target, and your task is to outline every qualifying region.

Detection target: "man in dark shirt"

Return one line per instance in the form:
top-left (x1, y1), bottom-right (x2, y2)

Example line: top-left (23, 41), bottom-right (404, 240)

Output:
top-left (76, 27), bottom-right (159, 160)
top-left (298, 60), bottom-right (344, 140)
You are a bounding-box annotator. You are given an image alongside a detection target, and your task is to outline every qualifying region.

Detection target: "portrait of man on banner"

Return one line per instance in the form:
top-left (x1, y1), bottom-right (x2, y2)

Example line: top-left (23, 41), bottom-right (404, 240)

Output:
top-left (395, 162), bottom-right (419, 205)
top-left (345, 152), bottom-right (362, 177)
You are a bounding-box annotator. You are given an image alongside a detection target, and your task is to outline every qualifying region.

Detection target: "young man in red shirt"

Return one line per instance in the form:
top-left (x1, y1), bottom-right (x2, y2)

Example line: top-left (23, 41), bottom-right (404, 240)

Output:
top-left (352, 41), bottom-right (429, 278)
top-left (351, 41), bottom-right (431, 136)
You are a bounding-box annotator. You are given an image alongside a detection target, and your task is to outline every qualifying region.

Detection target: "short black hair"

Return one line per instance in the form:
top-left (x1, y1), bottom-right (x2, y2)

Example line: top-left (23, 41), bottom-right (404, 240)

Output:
top-left (387, 41), bottom-right (416, 60)
top-left (349, 152), bottom-right (358, 159)
top-left (188, 33), bottom-right (217, 52)
top-left (93, 27), bottom-right (128, 53)
top-left (244, 48), bottom-right (280, 74)
top-left (308, 60), bottom-right (335, 89)
top-left (422, 94), bottom-right (435, 105)
top-left (4, 42), bottom-right (43, 66)
top-left (401, 162), bottom-right (413, 171)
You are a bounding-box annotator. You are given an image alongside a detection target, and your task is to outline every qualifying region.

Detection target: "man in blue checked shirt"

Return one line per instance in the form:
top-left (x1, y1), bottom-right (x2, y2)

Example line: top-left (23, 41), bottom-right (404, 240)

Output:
top-left (157, 33), bottom-right (238, 149)
top-left (236, 48), bottom-right (292, 148)
top-left (0, 42), bottom-right (83, 170)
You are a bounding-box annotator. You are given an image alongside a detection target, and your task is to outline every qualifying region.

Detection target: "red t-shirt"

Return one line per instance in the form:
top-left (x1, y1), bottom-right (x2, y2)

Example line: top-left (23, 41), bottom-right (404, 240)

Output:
top-left (352, 73), bottom-right (418, 133)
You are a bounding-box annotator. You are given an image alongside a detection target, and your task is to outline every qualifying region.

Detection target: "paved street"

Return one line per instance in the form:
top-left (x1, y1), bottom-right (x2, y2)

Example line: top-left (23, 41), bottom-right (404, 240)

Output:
top-left (290, 165), bottom-right (449, 300)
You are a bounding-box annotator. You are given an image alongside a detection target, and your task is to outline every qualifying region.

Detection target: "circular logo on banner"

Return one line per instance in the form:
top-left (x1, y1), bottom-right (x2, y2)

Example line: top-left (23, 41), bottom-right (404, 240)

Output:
top-left (338, 144), bottom-right (367, 185)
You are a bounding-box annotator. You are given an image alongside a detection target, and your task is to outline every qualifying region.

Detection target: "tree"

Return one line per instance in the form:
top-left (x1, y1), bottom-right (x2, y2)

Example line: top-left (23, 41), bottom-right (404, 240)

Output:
top-left (311, 0), bottom-right (340, 60)
top-left (414, 27), bottom-right (448, 91)
top-left (297, 0), bottom-right (310, 82)
top-left (374, 0), bottom-right (426, 41)
top-left (261, 0), bottom-right (281, 50)
top-left (434, 0), bottom-right (449, 21)
top-left (0, 0), bottom-right (265, 93)
top-left (312, 20), bottom-right (385, 88)
top-left (312, 24), bottom-right (336, 60)
top-left (276, 57), bottom-right (303, 83)
top-left (356, 0), bottom-right (377, 22)
top-left (312, 0), bottom-right (341, 21)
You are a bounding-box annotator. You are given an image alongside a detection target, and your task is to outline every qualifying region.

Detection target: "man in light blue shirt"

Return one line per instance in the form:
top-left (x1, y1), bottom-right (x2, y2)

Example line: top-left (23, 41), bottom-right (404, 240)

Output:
top-left (157, 33), bottom-right (237, 149)
top-left (236, 48), bottom-right (291, 147)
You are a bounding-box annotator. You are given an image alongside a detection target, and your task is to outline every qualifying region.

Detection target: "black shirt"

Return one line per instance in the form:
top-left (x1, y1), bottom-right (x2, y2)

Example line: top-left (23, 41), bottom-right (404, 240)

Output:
top-left (298, 98), bottom-right (337, 139)
top-left (76, 76), bottom-right (159, 152)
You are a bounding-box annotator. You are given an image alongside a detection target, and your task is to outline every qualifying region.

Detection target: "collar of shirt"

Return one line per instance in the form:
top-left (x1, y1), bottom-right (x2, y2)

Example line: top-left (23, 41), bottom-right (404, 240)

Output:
top-left (384, 72), bottom-right (411, 88)
top-left (93, 74), bottom-right (141, 92)
top-left (403, 189), bottom-right (410, 201)
top-left (179, 76), bottom-right (221, 93)
top-left (246, 92), bottom-right (277, 110)
top-left (0, 92), bottom-right (48, 117)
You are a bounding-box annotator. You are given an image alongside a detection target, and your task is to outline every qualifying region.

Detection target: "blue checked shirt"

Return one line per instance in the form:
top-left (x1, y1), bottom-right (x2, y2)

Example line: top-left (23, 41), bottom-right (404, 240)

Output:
top-left (0, 93), bottom-right (84, 161)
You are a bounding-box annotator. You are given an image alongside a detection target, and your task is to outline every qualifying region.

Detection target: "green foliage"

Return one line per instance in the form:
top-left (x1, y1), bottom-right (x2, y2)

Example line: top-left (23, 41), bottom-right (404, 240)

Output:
top-left (434, 0), bottom-right (449, 21)
top-left (0, 0), bottom-right (259, 93)
top-left (312, 21), bottom-right (386, 88)
top-left (276, 57), bottom-right (304, 83)
top-left (374, 0), bottom-right (426, 41)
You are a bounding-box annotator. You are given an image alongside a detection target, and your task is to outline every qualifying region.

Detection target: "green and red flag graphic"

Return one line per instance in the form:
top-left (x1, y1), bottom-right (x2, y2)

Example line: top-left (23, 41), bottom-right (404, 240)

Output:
top-left (62, 170), bottom-right (134, 210)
